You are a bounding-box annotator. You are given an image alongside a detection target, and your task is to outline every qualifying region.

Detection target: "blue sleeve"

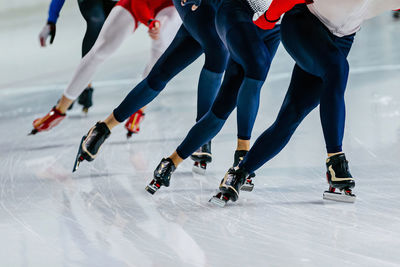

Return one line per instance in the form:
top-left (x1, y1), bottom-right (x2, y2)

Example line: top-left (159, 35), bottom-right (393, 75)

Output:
top-left (47, 0), bottom-right (66, 24)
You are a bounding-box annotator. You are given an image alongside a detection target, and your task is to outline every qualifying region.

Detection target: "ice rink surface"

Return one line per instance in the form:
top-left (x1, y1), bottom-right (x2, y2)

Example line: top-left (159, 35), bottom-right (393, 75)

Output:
top-left (1, 3), bottom-right (400, 267)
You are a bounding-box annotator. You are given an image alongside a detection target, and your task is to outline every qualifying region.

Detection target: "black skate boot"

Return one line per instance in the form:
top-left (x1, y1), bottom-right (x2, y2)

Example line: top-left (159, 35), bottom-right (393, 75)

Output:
top-left (394, 10), bottom-right (400, 19)
top-left (233, 150), bottom-right (256, 192)
top-left (72, 122), bottom-right (111, 172)
top-left (190, 141), bottom-right (212, 175)
top-left (145, 158), bottom-right (176, 194)
top-left (78, 87), bottom-right (94, 113)
top-left (323, 153), bottom-right (356, 203)
top-left (209, 167), bottom-right (248, 207)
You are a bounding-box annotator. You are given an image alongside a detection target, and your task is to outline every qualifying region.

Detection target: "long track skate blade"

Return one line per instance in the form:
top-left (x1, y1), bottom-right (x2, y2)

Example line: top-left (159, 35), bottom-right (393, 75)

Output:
top-left (209, 196), bottom-right (227, 207)
top-left (145, 180), bottom-right (160, 195)
top-left (72, 136), bottom-right (86, 172)
top-left (209, 192), bottom-right (229, 207)
top-left (145, 185), bottom-right (157, 195)
top-left (240, 184), bottom-right (254, 192)
top-left (323, 191), bottom-right (356, 203)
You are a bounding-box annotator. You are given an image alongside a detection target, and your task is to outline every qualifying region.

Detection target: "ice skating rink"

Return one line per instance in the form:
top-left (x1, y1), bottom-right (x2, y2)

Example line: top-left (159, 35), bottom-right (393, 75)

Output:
top-left (1, 3), bottom-right (400, 267)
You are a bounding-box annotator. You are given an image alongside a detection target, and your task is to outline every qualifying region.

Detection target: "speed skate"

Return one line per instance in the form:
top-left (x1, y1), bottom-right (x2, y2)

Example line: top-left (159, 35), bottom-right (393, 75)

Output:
top-left (323, 153), bottom-right (356, 203)
top-left (190, 141), bottom-right (212, 175)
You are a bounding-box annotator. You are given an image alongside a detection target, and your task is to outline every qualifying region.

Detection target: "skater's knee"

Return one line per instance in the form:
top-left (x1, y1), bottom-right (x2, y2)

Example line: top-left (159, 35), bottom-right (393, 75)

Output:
top-left (85, 12), bottom-right (106, 29)
top-left (277, 99), bottom-right (315, 130)
top-left (146, 68), bottom-right (172, 91)
top-left (243, 52), bottom-right (270, 80)
top-left (211, 103), bottom-right (234, 121)
top-left (87, 39), bottom-right (113, 62)
top-left (203, 45), bottom-right (228, 73)
top-left (322, 56), bottom-right (349, 87)
top-left (199, 110), bottom-right (227, 127)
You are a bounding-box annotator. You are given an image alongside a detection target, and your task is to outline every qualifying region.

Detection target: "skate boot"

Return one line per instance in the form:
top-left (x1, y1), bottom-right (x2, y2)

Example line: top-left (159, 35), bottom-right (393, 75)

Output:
top-left (78, 87), bottom-right (94, 113)
top-left (30, 106), bottom-right (66, 135)
top-left (233, 150), bottom-right (256, 192)
top-left (323, 153), bottom-right (356, 203)
top-left (209, 167), bottom-right (248, 207)
top-left (190, 141), bottom-right (212, 175)
top-left (145, 158), bottom-right (176, 194)
top-left (124, 110), bottom-right (145, 138)
top-left (394, 10), bottom-right (400, 18)
top-left (72, 122), bottom-right (111, 172)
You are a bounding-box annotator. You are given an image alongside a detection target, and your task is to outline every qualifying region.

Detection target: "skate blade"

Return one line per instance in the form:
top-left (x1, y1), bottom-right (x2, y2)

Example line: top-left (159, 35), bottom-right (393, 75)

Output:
top-left (145, 180), bottom-right (160, 195)
top-left (209, 196), bottom-right (227, 207)
top-left (72, 136), bottom-right (86, 172)
top-left (240, 184), bottom-right (254, 192)
top-left (145, 185), bottom-right (157, 195)
top-left (82, 107), bottom-right (89, 114)
top-left (209, 192), bottom-right (229, 207)
top-left (323, 191), bottom-right (356, 203)
top-left (192, 165), bottom-right (206, 175)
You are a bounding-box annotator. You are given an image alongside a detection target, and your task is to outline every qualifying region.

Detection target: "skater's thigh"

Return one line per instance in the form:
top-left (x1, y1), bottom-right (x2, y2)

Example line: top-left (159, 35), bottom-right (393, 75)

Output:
top-left (144, 8), bottom-right (181, 78)
top-left (89, 6), bottom-right (135, 55)
top-left (182, 4), bottom-right (226, 52)
top-left (282, 64), bottom-right (322, 116)
top-left (153, 6), bottom-right (182, 53)
top-left (146, 25), bottom-right (203, 90)
top-left (102, 0), bottom-right (116, 16)
top-left (78, 0), bottom-right (106, 24)
top-left (281, 6), bottom-right (347, 78)
top-left (261, 26), bottom-right (281, 61)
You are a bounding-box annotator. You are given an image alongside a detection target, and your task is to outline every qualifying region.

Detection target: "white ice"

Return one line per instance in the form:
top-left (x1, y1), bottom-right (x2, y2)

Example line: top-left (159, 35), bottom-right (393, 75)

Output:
top-left (0, 3), bottom-right (400, 267)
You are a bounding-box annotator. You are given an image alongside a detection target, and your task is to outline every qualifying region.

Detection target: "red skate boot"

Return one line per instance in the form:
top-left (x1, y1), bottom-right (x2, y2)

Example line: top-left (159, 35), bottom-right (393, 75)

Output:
top-left (30, 106), bottom-right (66, 135)
top-left (124, 110), bottom-right (145, 138)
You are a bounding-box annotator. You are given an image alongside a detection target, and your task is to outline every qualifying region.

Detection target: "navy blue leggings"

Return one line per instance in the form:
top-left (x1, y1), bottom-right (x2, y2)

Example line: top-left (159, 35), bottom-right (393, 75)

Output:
top-left (78, 0), bottom-right (115, 57)
top-left (113, 0), bottom-right (228, 123)
top-left (240, 5), bottom-right (354, 174)
top-left (175, 0), bottom-right (280, 159)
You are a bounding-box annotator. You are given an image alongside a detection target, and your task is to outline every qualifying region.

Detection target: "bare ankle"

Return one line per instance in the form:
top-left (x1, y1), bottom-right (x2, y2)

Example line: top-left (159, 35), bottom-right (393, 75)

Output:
top-left (103, 113), bottom-right (120, 130)
top-left (327, 152), bottom-right (344, 158)
top-left (237, 138), bottom-right (250, 151)
top-left (169, 151), bottom-right (183, 167)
